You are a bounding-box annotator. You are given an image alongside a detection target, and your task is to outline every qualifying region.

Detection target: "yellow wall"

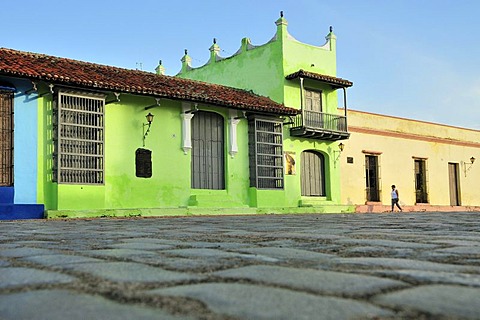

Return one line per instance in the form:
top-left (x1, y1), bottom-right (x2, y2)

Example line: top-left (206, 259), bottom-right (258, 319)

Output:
top-left (341, 109), bottom-right (480, 207)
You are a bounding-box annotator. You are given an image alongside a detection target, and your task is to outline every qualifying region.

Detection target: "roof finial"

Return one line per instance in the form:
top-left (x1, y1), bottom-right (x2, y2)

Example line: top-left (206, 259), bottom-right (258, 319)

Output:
top-left (280, 11), bottom-right (284, 18)
top-left (213, 38), bottom-right (216, 44)
top-left (329, 26), bottom-right (333, 32)
top-left (184, 49), bottom-right (188, 55)
top-left (155, 59), bottom-right (166, 75)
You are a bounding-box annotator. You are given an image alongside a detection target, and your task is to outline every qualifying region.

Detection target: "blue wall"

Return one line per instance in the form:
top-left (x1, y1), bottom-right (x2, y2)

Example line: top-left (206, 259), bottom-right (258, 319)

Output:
top-left (0, 77), bottom-right (43, 219)
top-left (13, 80), bottom-right (38, 204)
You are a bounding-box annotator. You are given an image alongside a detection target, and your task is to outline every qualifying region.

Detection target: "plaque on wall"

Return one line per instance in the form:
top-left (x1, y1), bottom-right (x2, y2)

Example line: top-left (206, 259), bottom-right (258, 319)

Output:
top-left (135, 148), bottom-right (152, 178)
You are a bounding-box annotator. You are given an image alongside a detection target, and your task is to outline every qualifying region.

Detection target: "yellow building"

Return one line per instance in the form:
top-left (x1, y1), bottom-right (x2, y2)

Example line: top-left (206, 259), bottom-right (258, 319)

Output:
top-left (340, 109), bottom-right (480, 213)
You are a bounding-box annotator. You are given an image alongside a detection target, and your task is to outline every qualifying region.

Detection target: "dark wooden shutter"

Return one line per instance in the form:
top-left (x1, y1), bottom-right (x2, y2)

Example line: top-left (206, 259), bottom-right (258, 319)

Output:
top-left (191, 111), bottom-right (225, 190)
top-left (0, 90), bottom-right (13, 186)
top-left (365, 155), bottom-right (380, 201)
top-left (301, 151), bottom-right (325, 196)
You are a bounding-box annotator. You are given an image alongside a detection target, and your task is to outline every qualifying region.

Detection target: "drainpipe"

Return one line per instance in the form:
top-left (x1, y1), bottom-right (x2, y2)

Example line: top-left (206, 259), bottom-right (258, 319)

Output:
top-left (342, 87), bottom-right (348, 130)
top-left (300, 77), bottom-right (304, 125)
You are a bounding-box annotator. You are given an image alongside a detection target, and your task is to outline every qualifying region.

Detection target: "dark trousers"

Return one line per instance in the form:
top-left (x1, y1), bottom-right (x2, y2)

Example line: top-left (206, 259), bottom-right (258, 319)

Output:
top-left (391, 198), bottom-right (402, 211)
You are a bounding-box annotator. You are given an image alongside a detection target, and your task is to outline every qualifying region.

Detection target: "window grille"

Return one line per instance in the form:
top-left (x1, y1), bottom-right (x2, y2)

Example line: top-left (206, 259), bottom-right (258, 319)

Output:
top-left (54, 91), bottom-right (105, 184)
top-left (0, 90), bottom-right (13, 186)
top-left (248, 117), bottom-right (284, 189)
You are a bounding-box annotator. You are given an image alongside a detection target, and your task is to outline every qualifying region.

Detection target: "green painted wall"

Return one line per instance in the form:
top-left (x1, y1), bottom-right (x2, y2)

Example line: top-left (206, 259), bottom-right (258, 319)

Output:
top-left (178, 16), bottom-right (344, 207)
top-left (35, 15), bottom-right (349, 217)
top-left (38, 92), bottom-right (254, 211)
top-left (179, 38), bottom-right (285, 104)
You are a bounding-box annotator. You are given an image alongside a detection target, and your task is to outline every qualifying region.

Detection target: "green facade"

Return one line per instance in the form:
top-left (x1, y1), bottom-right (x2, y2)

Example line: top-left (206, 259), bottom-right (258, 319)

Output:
top-left (30, 15), bottom-right (353, 219)
top-left (177, 15), bottom-right (351, 213)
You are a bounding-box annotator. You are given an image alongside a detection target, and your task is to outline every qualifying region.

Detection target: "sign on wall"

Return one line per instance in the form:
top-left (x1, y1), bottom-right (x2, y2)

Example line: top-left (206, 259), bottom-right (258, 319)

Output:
top-left (284, 151), bottom-right (296, 175)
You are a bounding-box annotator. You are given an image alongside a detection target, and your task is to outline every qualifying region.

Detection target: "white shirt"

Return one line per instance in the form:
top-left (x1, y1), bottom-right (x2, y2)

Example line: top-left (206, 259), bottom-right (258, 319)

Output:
top-left (391, 189), bottom-right (398, 199)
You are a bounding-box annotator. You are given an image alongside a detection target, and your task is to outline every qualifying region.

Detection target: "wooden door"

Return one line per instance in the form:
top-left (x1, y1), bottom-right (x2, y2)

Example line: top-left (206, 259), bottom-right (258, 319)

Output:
top-left (191, 111), bottom-right (225, 190)
top-left (365, 155), bottom-right (380, 201)
top-left (448, 163), bottom-right (461, 206)
top-left (0, 90), bottom-right (13, 186)
top-left (415, 159), bottom-right (428, 203)
top-left (301, 151), bottom-right (325, 196)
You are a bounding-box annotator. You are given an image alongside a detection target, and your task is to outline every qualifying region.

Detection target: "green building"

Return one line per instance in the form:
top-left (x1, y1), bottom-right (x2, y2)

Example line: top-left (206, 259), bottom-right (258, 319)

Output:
top-left (177, 12), bottom-right (354, 213)
top-left (0, 13), bottom-right (353, 219)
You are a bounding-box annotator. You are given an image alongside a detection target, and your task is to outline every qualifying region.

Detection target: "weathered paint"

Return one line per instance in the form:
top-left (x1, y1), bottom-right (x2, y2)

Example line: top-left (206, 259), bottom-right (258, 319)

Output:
top-left (341, 109), bottom-right (480, 210)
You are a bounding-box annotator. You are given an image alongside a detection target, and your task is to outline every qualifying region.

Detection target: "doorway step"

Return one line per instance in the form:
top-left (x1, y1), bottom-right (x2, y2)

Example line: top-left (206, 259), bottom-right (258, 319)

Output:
top-left (188, 191), bottom-right (248, 208)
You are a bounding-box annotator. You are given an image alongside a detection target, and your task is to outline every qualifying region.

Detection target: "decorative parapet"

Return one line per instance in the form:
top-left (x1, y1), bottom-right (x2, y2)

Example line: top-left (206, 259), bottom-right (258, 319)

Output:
top-left (155, 60), bottom-right (165, 75)
top-left (179, 49), bottom-right (192, 74)
top-left (178, 11), bottom-right (335, 73)
top-left (325, 26), bottom-right (337, 52)
top-left (208, 38), bottom-right (224, 64)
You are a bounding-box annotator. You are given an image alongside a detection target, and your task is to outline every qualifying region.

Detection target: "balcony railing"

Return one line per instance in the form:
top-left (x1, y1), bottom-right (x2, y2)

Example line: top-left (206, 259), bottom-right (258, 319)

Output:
top-left (289, 110), bottom-right (349, 141)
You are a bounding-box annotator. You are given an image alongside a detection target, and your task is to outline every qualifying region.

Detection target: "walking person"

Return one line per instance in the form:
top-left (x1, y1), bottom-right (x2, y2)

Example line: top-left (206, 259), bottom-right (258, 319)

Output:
top-left (391, 185), bottom-right (402, 212)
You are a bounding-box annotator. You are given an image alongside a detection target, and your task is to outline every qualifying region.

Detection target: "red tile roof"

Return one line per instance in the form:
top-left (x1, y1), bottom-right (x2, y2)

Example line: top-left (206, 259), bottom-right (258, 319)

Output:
top-left (285, 69), bottom-right (353, 88)
top-left (0, 48), bottom-right (299, 115)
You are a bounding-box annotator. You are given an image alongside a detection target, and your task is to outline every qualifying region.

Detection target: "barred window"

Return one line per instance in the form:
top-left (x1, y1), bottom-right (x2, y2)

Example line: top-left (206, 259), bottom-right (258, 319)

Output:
top-left (248, 117), bottom-right (284, 189)
top-left (54, 91), bottom-right (105, 184)
top-left (0, 90), bottom-right (14, 186)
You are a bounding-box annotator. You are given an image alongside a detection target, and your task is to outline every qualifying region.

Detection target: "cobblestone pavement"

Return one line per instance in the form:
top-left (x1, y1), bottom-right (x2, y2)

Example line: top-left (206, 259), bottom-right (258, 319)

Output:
top-left (0, 212), bottom-right (479, 319)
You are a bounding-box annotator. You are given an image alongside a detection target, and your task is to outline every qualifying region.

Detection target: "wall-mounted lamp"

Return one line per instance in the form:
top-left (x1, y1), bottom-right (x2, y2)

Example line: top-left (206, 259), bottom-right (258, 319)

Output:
top-left (142, 112), bottom-right (154, 147)
top-left (333, 142), bottom-right (345, 168)
top-left (463, 156), bottom-right (476, 177)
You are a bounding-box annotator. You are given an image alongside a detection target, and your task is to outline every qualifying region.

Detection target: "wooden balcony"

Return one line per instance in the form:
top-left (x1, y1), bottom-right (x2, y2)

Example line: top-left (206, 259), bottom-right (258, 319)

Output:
top-left (289, 110), bottom-right (349, 141)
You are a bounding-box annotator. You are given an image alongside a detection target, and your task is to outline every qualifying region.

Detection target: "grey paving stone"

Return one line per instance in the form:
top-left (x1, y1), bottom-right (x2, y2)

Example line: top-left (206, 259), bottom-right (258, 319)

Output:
top-left (182, 241), bottom-right (252, 249)
top-left (0, 259), bottom-right (10, 267)
top-left (65, 261), bottom-right (201, 283)
top-left (147, 283), bottom-right (394, 320)
top-left (433, 246), bottom-right (480, 255)
top-left (119, 238), bottom-right (185, 246)
top-left (213, 265), bottom-right (408, 297)
top-left (13, 240), bottom-right (58, 247)
top-left (373, 285), bottom-right (480, 319)
top-left (236, 247), bottom-right (335, 261)
top-left (427, 239), bottom-right (480, 246)
top-left (377, 269), bottom-right (480, 287)
top-left (82, 248), bottom-right (160, 259)
top-left (0, 290), bottom-right (186, 320)
top-left (106, 242), bottom-right (174, 250)
top-left (265, 232), bottom-right (346, 240)
top-left (0, 267), bottom-right (77, 288)
top-left (337, 238), bottom-right (438, 249)
top-left (0, 247), bottom-right (59, 258)
top-left (20, 254), bottom-right (105, 267)
top-left (159, 257), bottom-right (245, 271)
top-left (0, 243), bottom-right (20, 249)
top-left (164, 248), bottom-right (253, 259)
top-left (345, 246), bottom-right (416, 257)
top-left (325, 257), bottom-right (480, 272)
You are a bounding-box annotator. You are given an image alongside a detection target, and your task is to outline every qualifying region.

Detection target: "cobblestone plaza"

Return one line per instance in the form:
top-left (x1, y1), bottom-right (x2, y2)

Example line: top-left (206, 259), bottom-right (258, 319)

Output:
top-left (0, 212), bottom-right (479, 319)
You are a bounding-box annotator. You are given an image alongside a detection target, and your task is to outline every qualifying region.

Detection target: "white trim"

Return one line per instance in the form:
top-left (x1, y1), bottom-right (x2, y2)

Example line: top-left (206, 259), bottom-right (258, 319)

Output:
top-left (181, 103), bottom-right (194, 154)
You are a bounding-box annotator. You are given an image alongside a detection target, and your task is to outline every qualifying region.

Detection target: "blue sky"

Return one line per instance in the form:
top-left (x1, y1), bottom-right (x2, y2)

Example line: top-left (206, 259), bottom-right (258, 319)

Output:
top-left (1, 0), bottom-right (479, 129)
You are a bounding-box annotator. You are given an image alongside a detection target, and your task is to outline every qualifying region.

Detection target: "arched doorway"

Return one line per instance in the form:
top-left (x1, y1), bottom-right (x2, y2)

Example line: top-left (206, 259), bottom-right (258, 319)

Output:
top-left (301, 150), bottom-right (326, 196)
top-left (191, 111), bottom-right (225, 190)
